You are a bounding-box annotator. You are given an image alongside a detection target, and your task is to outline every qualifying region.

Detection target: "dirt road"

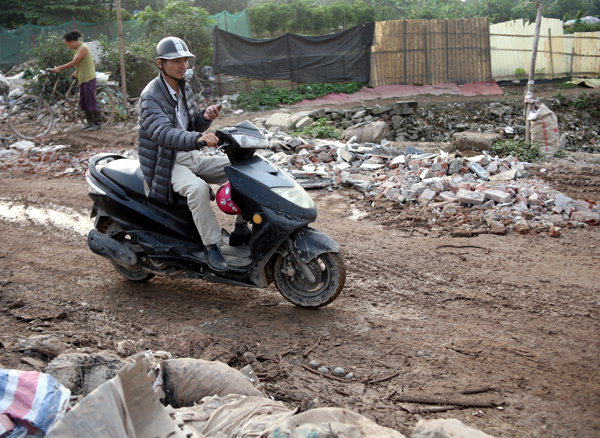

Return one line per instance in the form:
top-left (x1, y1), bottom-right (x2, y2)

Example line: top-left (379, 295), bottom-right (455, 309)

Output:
top-left (1, 171), bottom-right (599, 437)
top-left (1, 85), bottom-right (600, 437)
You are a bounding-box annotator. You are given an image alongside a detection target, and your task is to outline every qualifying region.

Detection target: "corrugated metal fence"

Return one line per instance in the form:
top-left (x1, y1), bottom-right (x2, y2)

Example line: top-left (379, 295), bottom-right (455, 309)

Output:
top-left (490, 18), bottom-right (600, 81)
top-left (370, 18), bottom-right (491, 86)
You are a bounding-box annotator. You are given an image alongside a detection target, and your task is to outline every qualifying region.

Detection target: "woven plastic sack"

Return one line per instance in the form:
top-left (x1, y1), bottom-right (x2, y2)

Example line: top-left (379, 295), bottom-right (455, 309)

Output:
top-left (162, 358), bottom-right (264, 408)
top-left (529, 103), bottom-right (559, 158)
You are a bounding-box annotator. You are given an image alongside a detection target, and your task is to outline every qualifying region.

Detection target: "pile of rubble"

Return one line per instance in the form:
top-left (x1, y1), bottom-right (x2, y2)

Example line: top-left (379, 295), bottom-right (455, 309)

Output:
top-left (264, 95), bottom-right (600, 152)
top-left (0, 140), bottom-right (122, 177)
top-left (256, 129), bottom-right (599, 237)
top-left (1, 131), bottom-right (599, 238)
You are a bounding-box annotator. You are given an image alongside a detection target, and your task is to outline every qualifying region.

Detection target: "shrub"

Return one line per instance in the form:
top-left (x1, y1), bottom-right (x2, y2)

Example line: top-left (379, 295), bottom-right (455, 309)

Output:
top-left (491, 139), bottom-right (543, 162)
top-left (29, 32), bottom-right (74, 97)
top-left (97, 36), bottom-right (158, 97)
top-left (575, 95), bottom-right (589, 109)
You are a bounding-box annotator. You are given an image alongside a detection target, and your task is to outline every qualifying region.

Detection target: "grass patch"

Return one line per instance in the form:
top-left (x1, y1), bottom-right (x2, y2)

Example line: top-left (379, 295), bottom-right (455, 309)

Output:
top-left (233, 82), bottom-right (364, 111)
top-left (491, 139), bottom-right (544, 162)
top-left (556, 82), bottom-right (579, 90)
top-left (575, 95), bottom-right (589, 109)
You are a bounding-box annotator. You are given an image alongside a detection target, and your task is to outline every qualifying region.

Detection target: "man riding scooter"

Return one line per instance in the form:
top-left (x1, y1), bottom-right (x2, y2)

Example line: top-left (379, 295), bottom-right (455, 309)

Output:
top-left (137, 36), bottom-right (251, 272)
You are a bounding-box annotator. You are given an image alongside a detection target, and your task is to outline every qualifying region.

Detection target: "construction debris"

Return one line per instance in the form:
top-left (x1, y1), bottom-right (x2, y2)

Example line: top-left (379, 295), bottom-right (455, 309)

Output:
top-left (41, 354), bottom-right (498, 438)
top-left (252, 128), bottom-right (598, 237)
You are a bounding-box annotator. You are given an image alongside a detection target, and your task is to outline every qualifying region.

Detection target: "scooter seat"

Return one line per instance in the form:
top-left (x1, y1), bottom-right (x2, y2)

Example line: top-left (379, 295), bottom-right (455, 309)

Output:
top-left (101, 158), bottom-right (189, 209)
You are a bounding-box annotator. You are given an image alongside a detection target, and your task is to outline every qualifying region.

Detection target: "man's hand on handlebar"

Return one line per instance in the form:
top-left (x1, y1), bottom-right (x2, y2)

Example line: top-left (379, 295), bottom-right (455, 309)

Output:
top-left (198, 133), bottom-right (219, 147)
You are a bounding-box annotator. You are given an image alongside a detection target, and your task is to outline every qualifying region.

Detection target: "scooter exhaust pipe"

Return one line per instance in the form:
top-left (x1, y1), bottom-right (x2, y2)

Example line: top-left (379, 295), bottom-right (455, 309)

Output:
top-left (88, 230), bottom-right (139, 267)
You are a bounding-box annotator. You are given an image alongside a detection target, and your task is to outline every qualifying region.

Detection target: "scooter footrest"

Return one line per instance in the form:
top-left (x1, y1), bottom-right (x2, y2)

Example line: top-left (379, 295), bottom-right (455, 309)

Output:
top-left (220, 242), bottom-right (252, 268)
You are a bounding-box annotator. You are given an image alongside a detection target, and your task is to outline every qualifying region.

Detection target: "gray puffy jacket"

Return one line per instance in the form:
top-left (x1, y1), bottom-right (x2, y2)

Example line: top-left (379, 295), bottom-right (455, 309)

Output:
top-left (137, 74), bottom-right (211, 204)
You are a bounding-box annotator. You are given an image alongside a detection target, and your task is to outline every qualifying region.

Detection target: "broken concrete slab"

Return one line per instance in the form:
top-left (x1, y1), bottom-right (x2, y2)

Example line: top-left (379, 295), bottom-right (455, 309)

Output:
top-left (294, 115), bottom-right (313, 130)
top-left (457, 189), bottom-right (485, 205)
top-left (467, 161), bottom-right (491, 180)
top-left (342, 121), bottom-right (389, 143)
top-left (439, 191), bottom-right (459, 202)
top-left (264, 113), bottom-right (296, 132)
top-left (488, 168), bottom-right (518, 181)
top-left (571, 211), bottom-right (600, 224)
top-left (338, 147), bottom-right (355, 162)
top-left (418, 189), bottom-right (436, 206)
top-left (484, 189), bottom-right (512, 204)
top-left (452, 132), bottom-right (502, 152)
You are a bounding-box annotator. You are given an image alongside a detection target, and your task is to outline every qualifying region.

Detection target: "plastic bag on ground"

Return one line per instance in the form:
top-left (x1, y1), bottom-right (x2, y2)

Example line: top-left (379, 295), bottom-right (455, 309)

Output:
top-left (0, 369), bottom-right (70, 436)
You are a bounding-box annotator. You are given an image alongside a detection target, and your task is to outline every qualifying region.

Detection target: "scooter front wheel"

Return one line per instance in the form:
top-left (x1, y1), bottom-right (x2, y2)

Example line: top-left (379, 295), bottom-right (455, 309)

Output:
top-left (273, 252), bottom-right (346, 308)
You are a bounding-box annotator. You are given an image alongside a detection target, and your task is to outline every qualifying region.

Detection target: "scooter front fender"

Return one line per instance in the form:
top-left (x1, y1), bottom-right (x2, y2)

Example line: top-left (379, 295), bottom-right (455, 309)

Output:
top-left (289, 227), bottom-right (341, 263)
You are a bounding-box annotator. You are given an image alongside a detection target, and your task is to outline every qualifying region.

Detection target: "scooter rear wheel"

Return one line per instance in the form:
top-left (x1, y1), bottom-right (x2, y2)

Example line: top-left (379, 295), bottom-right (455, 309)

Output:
top-left (105, 223), bottom-right (155, 282)
top-left (273, 252), bottom-right (346, 308)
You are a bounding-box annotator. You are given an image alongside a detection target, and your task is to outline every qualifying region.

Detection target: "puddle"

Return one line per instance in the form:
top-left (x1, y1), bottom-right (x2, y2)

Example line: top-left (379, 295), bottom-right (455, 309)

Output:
top-left (0, 199), bottom-right (93, 237)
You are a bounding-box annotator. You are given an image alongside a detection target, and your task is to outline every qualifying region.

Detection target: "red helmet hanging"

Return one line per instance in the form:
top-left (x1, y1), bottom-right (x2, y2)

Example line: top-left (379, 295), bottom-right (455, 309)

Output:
top-left (216, 181), bottom-right (240, 214)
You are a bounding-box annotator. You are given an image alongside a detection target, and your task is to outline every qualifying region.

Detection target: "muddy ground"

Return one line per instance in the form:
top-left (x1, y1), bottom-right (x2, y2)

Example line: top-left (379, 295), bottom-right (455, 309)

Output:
top-left (1, 83), bottom-right (599, 437)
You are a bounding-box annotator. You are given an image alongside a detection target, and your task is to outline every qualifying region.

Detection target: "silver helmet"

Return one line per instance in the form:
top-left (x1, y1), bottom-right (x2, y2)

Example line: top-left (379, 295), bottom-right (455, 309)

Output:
top-left (155, 37), bottom-right (195, 60)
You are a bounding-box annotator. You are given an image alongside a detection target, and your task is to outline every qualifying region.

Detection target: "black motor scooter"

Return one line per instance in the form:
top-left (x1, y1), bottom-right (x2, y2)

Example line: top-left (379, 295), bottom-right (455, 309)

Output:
top-left (85, 120), bottom-right (346, 308)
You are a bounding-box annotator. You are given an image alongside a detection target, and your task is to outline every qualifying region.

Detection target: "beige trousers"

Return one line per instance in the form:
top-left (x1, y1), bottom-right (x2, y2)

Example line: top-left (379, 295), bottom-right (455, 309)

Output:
top-left (171, 151), bottom-right (230, 246)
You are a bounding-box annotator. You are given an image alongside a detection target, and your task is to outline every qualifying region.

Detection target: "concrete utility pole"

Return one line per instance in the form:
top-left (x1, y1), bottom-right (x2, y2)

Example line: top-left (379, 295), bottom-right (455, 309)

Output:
top-left (525, 2), bottom-right (543, 144)
top-left (115, 0), bottom-right (129, 112)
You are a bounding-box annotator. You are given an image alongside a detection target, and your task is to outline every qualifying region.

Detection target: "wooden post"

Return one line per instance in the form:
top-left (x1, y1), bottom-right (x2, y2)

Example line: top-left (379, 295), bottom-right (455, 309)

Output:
top-left (525, 3), bottom-right (543, 144)
top-left (548, 28), bottom-right (554, 79)
top-left (115, 0), bottom-right (129, 111)
top-left (30, 24), bottom-right (36, 47)
top-left (72, 16), bottom-right (77, 30)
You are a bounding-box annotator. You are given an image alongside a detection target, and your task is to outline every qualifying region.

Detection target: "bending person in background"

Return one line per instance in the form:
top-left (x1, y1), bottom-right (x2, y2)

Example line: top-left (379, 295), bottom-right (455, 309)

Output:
top-left (52, 30), bottom-right (101, 131)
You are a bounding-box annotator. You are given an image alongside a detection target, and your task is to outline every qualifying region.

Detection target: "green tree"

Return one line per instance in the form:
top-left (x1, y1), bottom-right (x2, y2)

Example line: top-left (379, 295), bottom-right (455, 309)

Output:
top-left (1, 0), bottom-right (111, 28)
top-left (136, 0), bottom-right (213, 64)
top-left (248, 3), bottom-right (294, 36)
top-left (192, 0), bottom-right (249, 15)
top-left (134, 0), bottom-right (166, 13)
top-left (343, 1), bottom-right (374, 27)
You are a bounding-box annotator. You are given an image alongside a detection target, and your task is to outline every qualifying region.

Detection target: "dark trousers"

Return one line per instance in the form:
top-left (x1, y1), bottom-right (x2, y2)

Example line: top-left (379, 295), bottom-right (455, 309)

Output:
top-left (79, 78), bottom-right (98, 112)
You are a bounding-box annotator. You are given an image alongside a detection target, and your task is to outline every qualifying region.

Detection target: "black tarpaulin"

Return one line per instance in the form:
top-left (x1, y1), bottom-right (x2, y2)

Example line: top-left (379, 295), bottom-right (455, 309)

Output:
top-left (212, 23), bottom-right (375, 84)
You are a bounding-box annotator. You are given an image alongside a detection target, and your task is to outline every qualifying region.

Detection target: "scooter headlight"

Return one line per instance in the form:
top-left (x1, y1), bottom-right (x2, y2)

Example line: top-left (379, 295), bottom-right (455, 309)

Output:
top-left (271, 179), bottom-right (315, 209)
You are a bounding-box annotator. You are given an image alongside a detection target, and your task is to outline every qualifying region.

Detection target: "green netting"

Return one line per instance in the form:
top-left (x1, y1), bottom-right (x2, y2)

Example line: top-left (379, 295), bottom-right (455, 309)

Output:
top-left (0, 11), bottom-right (246, 70)
top-left (0, 20), bottom-right (146, 70)
top-left (208, 10), bottom-right (250, 38)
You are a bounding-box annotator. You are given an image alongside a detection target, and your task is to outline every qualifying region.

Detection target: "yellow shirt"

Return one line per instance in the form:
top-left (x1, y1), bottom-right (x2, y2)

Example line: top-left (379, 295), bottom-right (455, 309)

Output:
top-left (75, 43), bottom-right (96, 85)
